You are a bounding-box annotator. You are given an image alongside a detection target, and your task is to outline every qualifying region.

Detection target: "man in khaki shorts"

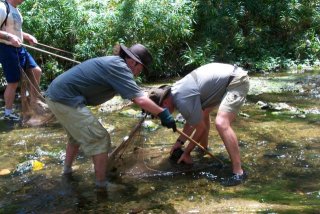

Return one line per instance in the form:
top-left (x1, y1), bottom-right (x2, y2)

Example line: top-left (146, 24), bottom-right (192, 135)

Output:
top-left (45, 44), bottom-right (176, 191)
top-left (148, 63), bottom-right (250, 186)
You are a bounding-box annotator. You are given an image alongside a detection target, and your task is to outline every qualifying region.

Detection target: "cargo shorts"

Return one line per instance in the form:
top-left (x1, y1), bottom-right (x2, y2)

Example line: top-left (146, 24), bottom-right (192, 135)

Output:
top-left (45, 98), bottom-right (111, 156)
top-left (219, 69), bottom-right (250, 113)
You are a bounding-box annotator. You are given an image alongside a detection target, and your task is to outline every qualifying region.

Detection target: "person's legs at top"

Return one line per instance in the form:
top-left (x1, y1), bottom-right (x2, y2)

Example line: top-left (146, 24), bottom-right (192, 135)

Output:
top-left (29, 66), bottom-right (42, 85)
top-left (24, 50), bottom-right (42, 102)
top-left (24, 49), bottom-right (42, 85)
top-left (0, 44), bottom-right (22, 121)
top-left (3, 82), bottom-right (20, 120)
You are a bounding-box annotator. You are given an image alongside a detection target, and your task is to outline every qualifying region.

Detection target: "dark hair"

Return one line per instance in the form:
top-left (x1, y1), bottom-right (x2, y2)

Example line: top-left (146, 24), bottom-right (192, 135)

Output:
top-left (119, 48), bottom-right (127, 60)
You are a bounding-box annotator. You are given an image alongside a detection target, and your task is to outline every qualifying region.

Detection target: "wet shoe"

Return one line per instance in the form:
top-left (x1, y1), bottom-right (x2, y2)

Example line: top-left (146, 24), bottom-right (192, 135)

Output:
top-left (221, 171), bottom-right (248, 186)
top-left (4, 113), bottom-right (20, 121)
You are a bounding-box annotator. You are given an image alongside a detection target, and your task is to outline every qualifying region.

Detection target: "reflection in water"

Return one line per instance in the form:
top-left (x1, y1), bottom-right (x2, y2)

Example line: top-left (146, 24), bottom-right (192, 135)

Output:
top-left (0, 71), bottom-right (320, 213)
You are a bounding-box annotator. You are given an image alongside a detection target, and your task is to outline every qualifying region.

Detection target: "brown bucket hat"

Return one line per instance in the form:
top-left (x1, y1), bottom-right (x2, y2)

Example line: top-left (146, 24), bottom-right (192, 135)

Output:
top-left (120, 44), bottom-right (153, 73)
top-left (148, 85), bottom-right (172, 106)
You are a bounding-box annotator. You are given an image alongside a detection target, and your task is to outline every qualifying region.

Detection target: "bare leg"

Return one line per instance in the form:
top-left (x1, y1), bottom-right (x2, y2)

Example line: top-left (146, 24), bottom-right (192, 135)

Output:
top-left (27, 67), bottom-right (42, 102)
top-left (30, 66), bottom-right (42, 85)
top-left (199, 108), bottom-right (213, 148)
top-left (92, 152), bottom-right (108, 183)
top-left (4, 82), bottom-right (19, 110)
top-left (215, 111), bottom-right (243, 174)
top-left (64, 143), bottom-right (80, 173)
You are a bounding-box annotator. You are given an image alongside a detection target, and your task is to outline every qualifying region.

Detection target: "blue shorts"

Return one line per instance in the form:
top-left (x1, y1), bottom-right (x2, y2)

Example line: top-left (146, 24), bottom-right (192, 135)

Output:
top-left (0, 43), bottom-right (38, 83)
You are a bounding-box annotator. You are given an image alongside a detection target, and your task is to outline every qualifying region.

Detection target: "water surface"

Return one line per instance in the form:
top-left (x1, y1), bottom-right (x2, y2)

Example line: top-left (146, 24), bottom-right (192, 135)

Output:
top-left (0, 70), bottom-right (319, 213)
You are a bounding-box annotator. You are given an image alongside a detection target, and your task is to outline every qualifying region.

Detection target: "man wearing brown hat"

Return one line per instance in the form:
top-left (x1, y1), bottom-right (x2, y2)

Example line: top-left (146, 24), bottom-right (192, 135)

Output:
top-left (45, 43), bottom-right (176, 190)
top-left (149, 63), bottom-right (249, 186)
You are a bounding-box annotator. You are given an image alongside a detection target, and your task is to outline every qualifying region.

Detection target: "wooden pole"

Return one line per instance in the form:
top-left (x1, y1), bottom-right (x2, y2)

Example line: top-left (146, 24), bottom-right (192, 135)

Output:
top-left (22, 44), bottom-right (81, 64)
top-left (36, 42), bottom-right (77, 56)
top-left (176, 128), bottom-right (224, 165)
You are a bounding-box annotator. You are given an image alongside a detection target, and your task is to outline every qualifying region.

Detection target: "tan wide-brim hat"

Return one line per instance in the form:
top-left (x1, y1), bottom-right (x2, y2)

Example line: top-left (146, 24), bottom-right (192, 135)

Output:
top-left (148, 85), bottom-right (172, 106)
top-left (120, 44), bottom-right (153, 73)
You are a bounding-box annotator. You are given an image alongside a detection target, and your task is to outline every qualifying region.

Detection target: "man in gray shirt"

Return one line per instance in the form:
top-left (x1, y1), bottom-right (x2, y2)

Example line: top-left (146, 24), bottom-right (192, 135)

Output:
top-left (149, 63), bottom-right (249, 186)
top-left (45, 44), bottom-right (176, 190)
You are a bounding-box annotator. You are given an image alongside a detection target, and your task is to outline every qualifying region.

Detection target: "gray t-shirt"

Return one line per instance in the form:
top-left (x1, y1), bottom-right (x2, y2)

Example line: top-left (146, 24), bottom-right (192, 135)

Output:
top-left (45, 56), bottom-right (144, 107)
top-left (171, 63), bottom-right (236, 125)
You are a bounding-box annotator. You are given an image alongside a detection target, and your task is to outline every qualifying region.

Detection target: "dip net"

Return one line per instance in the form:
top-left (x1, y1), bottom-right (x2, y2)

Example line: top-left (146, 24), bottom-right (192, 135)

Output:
top-left (20, 69), bottom-right (55, 127)
top-left (107, 114), bottom-right (223, 180)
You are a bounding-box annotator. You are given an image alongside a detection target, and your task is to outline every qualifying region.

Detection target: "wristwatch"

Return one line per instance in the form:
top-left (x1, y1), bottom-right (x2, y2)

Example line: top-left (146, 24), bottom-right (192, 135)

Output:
top-left (176, 139), bottom-right (185, 145)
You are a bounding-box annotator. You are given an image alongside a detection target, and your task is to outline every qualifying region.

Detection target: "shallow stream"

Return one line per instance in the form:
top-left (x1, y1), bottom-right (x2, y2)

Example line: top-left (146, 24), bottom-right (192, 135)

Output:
top-left (0, 70), bottom-right (319, 213)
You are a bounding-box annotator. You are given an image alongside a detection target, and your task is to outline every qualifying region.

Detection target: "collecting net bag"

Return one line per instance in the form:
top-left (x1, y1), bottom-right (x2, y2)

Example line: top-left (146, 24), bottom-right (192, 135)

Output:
top-left (20, 69), bottom-right (55, 127)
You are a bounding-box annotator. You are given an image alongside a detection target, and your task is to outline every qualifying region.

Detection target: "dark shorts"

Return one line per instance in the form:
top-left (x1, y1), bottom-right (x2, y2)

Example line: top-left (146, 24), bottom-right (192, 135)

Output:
top-left (0, 43), bottom-right (38, 83)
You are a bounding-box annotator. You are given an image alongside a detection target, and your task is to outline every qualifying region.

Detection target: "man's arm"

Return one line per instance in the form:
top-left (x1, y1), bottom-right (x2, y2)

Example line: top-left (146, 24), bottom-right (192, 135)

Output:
top-left (23, 32), bottom-right (37, 45)
top-left (0, 30), bottom-right (21, 47)
top-left (132, 95), bottom-right (163, 116)
top-left (0, 30), bottom-right (10, 41)
top-left (133, 95), bottom-right (176, 131)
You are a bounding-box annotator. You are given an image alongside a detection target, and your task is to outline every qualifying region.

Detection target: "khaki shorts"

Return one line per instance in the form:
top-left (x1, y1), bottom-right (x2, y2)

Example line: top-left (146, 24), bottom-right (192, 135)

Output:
top-left (45, 98), bottom-right (111, 156)
top-left (219, 71), bottom-right (250, 113)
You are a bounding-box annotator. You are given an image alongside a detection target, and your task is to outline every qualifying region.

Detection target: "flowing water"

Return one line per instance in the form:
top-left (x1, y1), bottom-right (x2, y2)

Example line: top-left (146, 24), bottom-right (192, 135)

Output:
top-left (0, 70), bottom-right (319, 213)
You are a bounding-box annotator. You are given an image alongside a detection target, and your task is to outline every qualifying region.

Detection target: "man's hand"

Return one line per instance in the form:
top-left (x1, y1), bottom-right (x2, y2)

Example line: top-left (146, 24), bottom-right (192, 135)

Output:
top-left (7, 34), bottom-right (22, 47)
top-left (158, 108), bottom-right (176, 132)
top-left (23, 33), bottom-right (38, 45)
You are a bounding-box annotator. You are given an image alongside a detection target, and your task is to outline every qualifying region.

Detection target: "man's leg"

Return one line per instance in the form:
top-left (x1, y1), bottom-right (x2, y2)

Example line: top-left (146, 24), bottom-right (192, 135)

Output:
top-left (27, 66), bottom-right (42, 103)
top-left (215, 110), bottom-right (243, 174)
top-left (4, 82), bottom-right (19, 118)
top-left (199, 108), bottom-right (213, 148)
top-left (30, 66), bottom-right (42, 85)
top-left (92, 152), bottom-right (108, 184)
top-left (64, 141), bottom-right (80, 174)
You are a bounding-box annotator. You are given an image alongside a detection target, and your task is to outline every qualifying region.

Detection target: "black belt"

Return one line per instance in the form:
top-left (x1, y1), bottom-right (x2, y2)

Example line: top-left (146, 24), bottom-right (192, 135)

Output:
top-left (227, 75), bottom-right (235, 86)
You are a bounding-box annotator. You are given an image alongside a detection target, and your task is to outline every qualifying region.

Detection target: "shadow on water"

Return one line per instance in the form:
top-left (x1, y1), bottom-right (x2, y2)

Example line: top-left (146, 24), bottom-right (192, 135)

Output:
top-left (0, 70), bottom-right (320, 213)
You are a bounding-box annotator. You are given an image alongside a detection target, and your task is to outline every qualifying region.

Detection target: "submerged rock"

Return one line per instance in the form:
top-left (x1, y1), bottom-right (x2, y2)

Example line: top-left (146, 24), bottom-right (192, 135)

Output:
top-left (142, 120), bottom-right (159, 131)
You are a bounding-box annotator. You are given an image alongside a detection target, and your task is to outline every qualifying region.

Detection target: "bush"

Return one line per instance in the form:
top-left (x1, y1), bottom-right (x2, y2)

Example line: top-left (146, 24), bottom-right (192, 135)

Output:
top-left (16, 0), bottom-right (320, 86)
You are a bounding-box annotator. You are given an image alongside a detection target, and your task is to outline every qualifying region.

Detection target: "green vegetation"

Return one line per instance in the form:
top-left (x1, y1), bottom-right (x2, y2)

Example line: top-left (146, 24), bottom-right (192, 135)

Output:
top-left (4, 0), bottom-right (320, 86)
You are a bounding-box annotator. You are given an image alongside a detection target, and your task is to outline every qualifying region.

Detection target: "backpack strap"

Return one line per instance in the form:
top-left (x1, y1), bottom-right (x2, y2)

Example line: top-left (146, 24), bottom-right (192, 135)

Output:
top-left (0, 0), bottom-right (10, 29)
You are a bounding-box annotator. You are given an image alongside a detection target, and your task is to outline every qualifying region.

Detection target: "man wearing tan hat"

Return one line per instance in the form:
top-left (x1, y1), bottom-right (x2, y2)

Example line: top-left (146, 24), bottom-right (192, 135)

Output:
top-left (149, 63), bottom-right (249, 186)
top-left (45, 43), bottom-right (176, 191)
